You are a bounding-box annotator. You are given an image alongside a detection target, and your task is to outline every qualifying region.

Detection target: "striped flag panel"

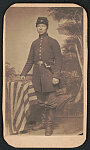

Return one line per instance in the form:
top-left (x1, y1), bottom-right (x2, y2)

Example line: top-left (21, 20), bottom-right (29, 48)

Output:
top-left (6, 81), bottom-right (37, 134)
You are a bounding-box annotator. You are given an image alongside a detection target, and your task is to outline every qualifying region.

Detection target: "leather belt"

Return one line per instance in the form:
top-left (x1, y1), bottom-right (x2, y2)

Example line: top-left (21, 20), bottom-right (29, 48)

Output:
top-left (36, 61), bottom-right (52, 68)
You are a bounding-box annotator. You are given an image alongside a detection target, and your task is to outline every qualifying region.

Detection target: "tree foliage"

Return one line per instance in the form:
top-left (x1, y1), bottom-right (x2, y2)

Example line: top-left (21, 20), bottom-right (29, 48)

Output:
top-left (49, 7), bottom-right (83, 25)
top-left (5, 62), bottom-right (16, 81)
top-left (49, 7), bottom-right (83, 103)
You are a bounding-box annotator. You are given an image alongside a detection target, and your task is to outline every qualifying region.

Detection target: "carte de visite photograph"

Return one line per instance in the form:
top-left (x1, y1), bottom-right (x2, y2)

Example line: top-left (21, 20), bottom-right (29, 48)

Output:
top-left (3, 3), bottom-right (87, 148)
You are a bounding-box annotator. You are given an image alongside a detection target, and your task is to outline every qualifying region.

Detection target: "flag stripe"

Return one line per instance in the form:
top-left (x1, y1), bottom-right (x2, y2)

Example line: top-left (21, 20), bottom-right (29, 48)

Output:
top-left (6, 82), bottom-right (12, 133)
top-left (10, 82), bottom-right (14, 132)
top-left (19, 117), bottom-right (26, 132)
top-left (25, 101), bottom-right (30, 113)
top-left (13, 82), bottom-right (18, 107)
top-left (15, 104), bottom-right (25, 128)
top-left (6, 81), bottom-right (37, 133)
top-left (14, 82), bottom-right (22, 113)
top-left (28, 92), bottom-right (37, 98)
top-left (24, 98), bottom-right (30, 106)
top-left (13, 98), bottom-right (25, 125)
top-left (14, 84), bottom-right (29, 115)
top-left (28, 88), bottom-right (35, 94)
top-left (17, 85), bottom-right (23, 103)
top-left (16, 112), bottom-right (26, 132)
top-left (29, 96), bottom-right (37, 101)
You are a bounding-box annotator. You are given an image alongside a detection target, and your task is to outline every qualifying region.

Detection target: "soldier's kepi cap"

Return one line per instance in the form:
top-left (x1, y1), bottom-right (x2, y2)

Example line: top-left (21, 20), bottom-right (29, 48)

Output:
top-left (36, 17), bottom-right (48, 28)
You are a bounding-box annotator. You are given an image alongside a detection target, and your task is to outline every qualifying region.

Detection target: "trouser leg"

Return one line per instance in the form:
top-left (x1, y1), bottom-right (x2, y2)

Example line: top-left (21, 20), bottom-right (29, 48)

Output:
top-left (45, 92), bottom-right (57, 136)
top-left (32, 92), bottom-right (46, 131)
top-left (45, 108), bottom-right (55, 136)
top-left (32, 91), bottom-right (57, 134)
top-left (32, 107), bottom-right (46, 130)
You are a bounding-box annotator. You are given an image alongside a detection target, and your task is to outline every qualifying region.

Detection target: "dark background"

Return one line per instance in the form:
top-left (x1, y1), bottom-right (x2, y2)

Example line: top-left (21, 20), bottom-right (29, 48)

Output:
top-left (0, 0), bottom-right (90, 149)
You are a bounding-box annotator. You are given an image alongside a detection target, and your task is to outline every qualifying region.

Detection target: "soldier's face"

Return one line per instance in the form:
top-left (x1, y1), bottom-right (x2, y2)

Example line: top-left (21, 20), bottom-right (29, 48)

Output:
top-left (37, 24), bottom-right (48, 35)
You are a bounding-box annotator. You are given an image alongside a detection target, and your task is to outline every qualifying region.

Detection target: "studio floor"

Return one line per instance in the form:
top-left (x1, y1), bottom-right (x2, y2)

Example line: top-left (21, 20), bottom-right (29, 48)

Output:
top-left (18, 117), bottom-right (83, 136)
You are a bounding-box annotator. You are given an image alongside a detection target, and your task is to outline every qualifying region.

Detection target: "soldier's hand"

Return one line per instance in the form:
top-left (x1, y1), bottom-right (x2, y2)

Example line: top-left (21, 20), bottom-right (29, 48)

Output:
top-left (52, 78), bottom-right (59, 85)
top-left (20, 76), bottom-right (25, 80)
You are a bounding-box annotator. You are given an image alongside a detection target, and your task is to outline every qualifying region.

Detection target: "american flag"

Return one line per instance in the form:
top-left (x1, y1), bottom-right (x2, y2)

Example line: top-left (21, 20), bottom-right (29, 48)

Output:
top-left (6, 81), bottom-right (37, 134)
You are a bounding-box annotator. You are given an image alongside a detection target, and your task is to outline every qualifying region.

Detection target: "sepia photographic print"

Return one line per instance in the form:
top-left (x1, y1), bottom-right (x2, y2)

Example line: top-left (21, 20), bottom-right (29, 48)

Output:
top-left (3, 3), bottom-right (87, 148)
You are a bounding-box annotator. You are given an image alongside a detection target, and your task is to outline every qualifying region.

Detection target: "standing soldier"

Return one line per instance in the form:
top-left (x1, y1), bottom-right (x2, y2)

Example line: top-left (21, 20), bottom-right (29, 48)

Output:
top-left (21, 17), bottom-right (62, 136)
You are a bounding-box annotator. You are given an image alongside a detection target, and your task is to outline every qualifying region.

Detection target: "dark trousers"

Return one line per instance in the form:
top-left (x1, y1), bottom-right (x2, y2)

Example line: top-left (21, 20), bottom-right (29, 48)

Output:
top-left (35, 91), bottom-right (57, 109)
top-left (35, 91), bottom-right (57, 127)
top-left (34, 91), bottom-right (57, 135)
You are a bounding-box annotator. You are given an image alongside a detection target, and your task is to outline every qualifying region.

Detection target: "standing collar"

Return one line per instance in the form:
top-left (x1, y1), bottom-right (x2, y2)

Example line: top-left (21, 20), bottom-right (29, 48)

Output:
top-left (39, 33), bottom-right (48, 38)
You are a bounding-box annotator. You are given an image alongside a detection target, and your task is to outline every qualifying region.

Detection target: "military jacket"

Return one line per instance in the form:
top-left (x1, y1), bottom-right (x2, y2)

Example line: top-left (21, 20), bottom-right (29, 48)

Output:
top-left (21, 33), bottom-right (62, 92)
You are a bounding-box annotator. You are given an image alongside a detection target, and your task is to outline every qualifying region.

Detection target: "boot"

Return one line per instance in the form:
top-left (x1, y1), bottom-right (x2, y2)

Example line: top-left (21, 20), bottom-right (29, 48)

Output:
top-left (32, 109), bottom-right (46, 131)
top-left (45, 108), bottom-right (55, 136)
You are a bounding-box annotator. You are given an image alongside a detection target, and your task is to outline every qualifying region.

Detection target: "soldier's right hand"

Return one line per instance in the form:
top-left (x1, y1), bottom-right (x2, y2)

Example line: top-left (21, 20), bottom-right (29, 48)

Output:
top-left (20, 76), bottom-right (25, 80)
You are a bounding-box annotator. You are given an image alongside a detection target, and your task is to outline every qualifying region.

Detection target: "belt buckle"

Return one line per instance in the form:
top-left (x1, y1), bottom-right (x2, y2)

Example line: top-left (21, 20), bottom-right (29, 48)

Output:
top-left (38, 61), bottom-right (43, 66)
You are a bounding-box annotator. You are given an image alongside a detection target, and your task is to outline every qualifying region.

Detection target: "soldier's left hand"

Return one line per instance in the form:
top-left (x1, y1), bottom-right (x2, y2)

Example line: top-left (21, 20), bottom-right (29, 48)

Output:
top-left (52, 78), bottom-right (59, 85)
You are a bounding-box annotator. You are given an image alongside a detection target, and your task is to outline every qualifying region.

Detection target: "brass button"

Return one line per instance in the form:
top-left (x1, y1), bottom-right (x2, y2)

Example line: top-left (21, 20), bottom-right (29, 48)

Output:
top-left (40, 47), bottom-right (41, 49)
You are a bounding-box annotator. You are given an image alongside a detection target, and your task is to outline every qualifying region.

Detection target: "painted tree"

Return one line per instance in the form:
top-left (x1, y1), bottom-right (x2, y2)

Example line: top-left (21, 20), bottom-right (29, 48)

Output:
top-left (49, 7), bottom-right (83, 103)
